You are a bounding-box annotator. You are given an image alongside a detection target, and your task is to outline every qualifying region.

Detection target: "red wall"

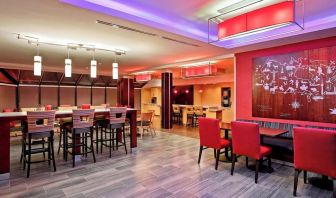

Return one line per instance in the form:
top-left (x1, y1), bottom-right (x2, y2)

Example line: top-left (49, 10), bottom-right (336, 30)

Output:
top-left (236, 36), bottom-right (336, 128)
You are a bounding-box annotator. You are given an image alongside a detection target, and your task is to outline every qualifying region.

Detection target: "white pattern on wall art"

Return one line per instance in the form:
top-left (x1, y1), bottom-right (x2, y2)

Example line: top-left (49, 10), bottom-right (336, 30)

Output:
top-left (255, 57), bottom-right (336, 111)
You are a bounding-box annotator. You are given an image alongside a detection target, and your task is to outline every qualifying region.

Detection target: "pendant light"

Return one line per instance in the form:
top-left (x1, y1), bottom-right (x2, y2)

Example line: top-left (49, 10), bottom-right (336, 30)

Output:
top-left (65, 47), bottom-right (72, 77)
top-left (112, 55), bottom-right (118, 80)
top-left (33, 43), bottom-right (42, 76)
top-left (90, 50), bottom-right (97, 78)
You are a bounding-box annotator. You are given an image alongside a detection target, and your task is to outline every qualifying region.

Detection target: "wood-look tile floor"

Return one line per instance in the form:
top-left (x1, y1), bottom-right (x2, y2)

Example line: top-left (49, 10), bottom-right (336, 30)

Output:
top-left (0, 130), bottom-right (333, 198)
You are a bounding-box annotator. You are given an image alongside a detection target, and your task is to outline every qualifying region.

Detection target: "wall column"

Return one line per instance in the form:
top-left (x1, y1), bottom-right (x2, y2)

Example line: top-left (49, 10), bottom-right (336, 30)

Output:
top-left (117, 77), bottom-right (134, 107)
top-left (161, 72), bottom-right (173, 129)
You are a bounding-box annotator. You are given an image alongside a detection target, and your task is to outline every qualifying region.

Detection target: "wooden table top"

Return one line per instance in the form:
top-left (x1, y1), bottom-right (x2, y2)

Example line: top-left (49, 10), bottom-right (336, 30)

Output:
top-left (220, 122), bottom-right (288, 137)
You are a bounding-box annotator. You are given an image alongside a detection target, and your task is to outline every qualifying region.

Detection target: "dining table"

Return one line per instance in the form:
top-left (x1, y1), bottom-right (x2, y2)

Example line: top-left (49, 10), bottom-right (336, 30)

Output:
top-left (219, 122), bottom-right (289, 172)
top-left (0, 108), bottom-right (138, 181)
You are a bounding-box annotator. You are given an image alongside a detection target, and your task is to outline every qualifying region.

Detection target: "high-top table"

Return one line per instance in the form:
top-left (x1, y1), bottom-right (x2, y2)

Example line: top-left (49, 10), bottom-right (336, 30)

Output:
top-left (0, 108), bottom-right (138, 180)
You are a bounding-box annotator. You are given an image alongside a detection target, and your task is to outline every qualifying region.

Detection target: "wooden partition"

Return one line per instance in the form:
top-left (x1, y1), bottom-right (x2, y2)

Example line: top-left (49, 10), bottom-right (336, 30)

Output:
top-left (107, 88), bottom-right (117, 106)
top-left (60, 86), bottom-right (75, 106)
top-left (19, 86), bottom-right (39, 108)
top-left (77, 87), bottom-right (90, 106)
top-left (92, 87), bottom-right (105, 105)
top-left (41, 86), bottom-right (58, 107)
top-left (0, 85), bottom-right (16, 111)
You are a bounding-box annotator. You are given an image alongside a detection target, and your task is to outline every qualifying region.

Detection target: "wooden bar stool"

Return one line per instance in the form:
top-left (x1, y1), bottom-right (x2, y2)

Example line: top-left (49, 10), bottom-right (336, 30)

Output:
top-left (22, 111), bottom-right (56, 178)
top-left (101, 107), bottom-right (128, 157)
top-left (172, 105), bottom-right (182, 125)
top-left (186, 105), bottom-right (195, 127)
top-left (65, 109), bottom-right (96, 167)
top-left (193, 106), bottom-right (205, 127)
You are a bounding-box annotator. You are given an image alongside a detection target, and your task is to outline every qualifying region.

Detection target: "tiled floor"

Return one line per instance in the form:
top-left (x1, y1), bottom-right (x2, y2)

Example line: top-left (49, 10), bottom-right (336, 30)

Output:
top-left (0, 130), bottom-right (333, 198)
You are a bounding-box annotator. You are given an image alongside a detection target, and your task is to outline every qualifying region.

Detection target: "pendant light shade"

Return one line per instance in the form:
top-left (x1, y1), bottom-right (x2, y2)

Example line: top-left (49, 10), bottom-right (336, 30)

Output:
top-left (112, 62), bottom-right (118, 80)
top-left (65, 58), bottom-right (72, 77)
top-left (91, 60), bottom-right (97, 78)
top-left (34, 55), bottom-right (42, 76)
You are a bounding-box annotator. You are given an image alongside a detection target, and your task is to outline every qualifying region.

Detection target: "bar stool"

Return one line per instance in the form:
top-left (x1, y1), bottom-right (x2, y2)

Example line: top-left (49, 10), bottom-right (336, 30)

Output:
top-left (101, 107), bottom-right (128, 157)
top-left (65, 109), bottom-right (96, 167)
top-left (22, 111), bottom-right (56, 178)
top-left (81, 104), bottom-right (91, 109)
top-left (172, 105), bottom-right (182, 125)
top-left (186, 106), bottom-right (195, 127)
top-left (193, 106), bottom-right (205, 127)
top-left (93, 114), bottom-right (109, 154)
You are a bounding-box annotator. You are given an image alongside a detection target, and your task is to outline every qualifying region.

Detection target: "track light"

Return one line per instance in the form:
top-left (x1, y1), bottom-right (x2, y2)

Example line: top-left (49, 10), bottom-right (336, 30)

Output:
top-left (65, 48), bottom-right (72, 77)
top-left (33, 44), bottom-right (42, 76)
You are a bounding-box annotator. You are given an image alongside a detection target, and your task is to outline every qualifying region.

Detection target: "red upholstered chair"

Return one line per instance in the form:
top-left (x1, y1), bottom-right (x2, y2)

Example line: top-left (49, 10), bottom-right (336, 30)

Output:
top-left (3, 108), bottom-right (15, 128)
top-left (293, 127), bottom-right (336, 197)
top-left (45, 105), bottom-right (52, 111)
top-left (198, 117), bottom-right (231, 170)
top-left (230, 121), bottom-right (272, 183)
top-left (81, 104), bottom-right (91, 109)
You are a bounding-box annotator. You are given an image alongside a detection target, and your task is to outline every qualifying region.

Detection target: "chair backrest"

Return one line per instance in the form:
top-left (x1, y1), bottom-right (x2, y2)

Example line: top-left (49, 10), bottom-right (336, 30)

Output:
top-left (72, 109), bottom-right (94, 129)
top-left (81, 104), bottom-right (91, 109)
top-left (186, 105), bottom-right (194, 114)
top-left (45, 105), bottom-right (52, 111)
top-left (141, 112), bottom-right (153, 123)
top-left (27, 111), bottom-right (56, 133)
top-left (231, 121), bottom-right (261, 159)
top-left (109, 107), bottom-right (127, 124)
top-left (172, 105), bottom-right (180, 113)
top-left (293, 127), bottom-right (336, 178)
top-left (3, 108), bottom-right (11, 112)
top-left (194, 106), bottom-right (203, 116)
top-left (198, 117), bottom-right (222, 149)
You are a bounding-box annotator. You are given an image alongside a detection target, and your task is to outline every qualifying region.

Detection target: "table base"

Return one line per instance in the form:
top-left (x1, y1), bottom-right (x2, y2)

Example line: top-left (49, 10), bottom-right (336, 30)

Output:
top-left (308, 176), bottom-right (333, 191)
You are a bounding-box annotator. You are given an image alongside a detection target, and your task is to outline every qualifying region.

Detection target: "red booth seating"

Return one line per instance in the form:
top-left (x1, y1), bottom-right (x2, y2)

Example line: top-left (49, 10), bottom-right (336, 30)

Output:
top-left (293, 127), bottom-right (336, 197)
top-left (3, 108), bottom-right (15, 128)
top-left (81, 104), bottom-right (91, 109)
top-left (231, 121), bottom-right (272, 183)
top-left (198, 117), bottom-right (231, 170)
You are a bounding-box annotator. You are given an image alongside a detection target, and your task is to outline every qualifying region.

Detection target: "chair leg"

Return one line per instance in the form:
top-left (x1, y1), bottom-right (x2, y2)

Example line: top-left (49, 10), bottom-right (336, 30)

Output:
top-left (123, 126), bottom-right (127, 154)
top-left (42, 138), bottom-right (46, 159)
top-left (48, 137), bottom-right (51, 166)
top-left (100, 127), bottom-right (104, 154)
top-left (231, 154), bottom-right (236, 175)
top-left (50, 134), bottom-right (56, 172)
top-left (57, 128), bottom-right (62, 155)
top-left (109, 128), bottom-right (112, 158)
top-left (255, 160), bottom-right (260, 184)
top-left (91, 127), bottom-right (96, 163)
top-left (213, 149), bottom-right (216, 158)
top-left (293, 169), bottom-right (301, 196)
top-left (96, 125), bottom-right (99, 154)
top-left (303, 171), bottom-right (307, 184)
top-left (215, 149), bottom-right (220, 170)
top-left (333, 178), bottom-right (335, 198)
top-left (72, 130), bottom-right (75, 168)
top-left (27, 135), bottom-right (31, 178)
top-left (267, 156), bottom-right (272, 173)
top-left (246, 157), bottom-right (248, 167)
top-left (198, 146), bottom-right (203, 164)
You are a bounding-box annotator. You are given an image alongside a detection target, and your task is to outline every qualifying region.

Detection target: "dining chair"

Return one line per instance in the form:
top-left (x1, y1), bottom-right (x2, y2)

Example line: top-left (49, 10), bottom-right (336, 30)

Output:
top-left (198, 117), bottom-right (231, 170)
top-left (293, 127), bottom-right (336, 197)
top-left (230, 121), bottom-right (272, 183)
top-left (172, 105), bottom-right (182, 125)
top-left (23, 111), bottom-right (56, 178)
top-left (101, 107), bottom-right (128, 157)
top-left (81, 104), bottom-right (91, 109)
top-left (45, 105), bottom-right (52, 111)
top-left (138, 111), bottom-right (156, 138)
top-left (65, 109), bottom-right (96, 167)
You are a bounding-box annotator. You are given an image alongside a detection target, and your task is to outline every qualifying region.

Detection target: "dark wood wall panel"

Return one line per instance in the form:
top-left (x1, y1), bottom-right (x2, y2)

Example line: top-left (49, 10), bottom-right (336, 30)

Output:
top-left (107, 88), bottom-right (117, 106)
top-left (77, 87), bottom-right (90, 105)
top-left (0, 85), bottom-right (16, 111)
top-left (92, 88), bottom-right (105, 105)
top-left (60, 87), bottom-right (75, 106)
top-left (41, 87), bottom-right (57, 107)
top-left (253, 46), bottom-right (336, 123)
top-left (117, 78), bottom-right (134, 107)
top-left (19, 86), bottom-right (38, 108)
top-left (161, 72), bottom-right (173, 129)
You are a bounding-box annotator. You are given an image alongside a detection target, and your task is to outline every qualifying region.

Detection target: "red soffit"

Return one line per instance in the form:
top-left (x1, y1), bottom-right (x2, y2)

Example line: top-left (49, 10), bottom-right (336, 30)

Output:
top-left (218, 14), bottom-right (247, 38)
top-left (247, 1), bottom-right (294, 31)
top-left (184, 65), bottom-right (217, 77)
top-left (136, 74), bottom-right (151, 82)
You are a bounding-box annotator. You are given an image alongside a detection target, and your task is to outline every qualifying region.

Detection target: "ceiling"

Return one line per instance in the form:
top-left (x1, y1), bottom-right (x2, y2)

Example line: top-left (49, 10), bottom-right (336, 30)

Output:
top-left (0, 0), bottom-right (335, 76)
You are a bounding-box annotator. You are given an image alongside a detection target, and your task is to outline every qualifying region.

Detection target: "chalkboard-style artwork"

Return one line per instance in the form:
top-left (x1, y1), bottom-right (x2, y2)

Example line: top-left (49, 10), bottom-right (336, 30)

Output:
top-left (252, 46), bottom-right (336, 123)
top-left (221, 87), bottom-right (231, 107)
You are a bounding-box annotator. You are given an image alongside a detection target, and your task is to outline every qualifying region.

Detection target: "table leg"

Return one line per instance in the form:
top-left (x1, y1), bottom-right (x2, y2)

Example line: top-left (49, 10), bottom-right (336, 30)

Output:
top-left (127, 111), bottom-right (137, 149)
top-left (0, 120), bottom-right (10, 180)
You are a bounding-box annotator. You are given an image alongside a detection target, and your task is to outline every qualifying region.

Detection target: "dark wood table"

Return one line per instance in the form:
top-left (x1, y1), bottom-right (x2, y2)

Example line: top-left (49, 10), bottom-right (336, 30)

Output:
top-left (219, 122), bottom-right (288, 172)
top-left (0, 108), bottom-right (138, 181)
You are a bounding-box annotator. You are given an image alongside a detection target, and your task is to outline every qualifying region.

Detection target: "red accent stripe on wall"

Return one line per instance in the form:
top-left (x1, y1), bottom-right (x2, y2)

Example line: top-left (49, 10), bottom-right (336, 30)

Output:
top-left (218, 1), bottom-right (294, 39)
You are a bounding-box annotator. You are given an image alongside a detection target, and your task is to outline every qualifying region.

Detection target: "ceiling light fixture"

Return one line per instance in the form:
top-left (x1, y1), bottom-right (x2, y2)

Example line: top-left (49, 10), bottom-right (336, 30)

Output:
top-left (91, 50), bottom-right (97, 78)
top-left (65, 47), bottom-right (72, 77)
top-left (33, 43), bottom-right (42, 76)
top-left (112, 55), bottom-right (118, 80)
top-left (217, 0), bottom-right (263, 14)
